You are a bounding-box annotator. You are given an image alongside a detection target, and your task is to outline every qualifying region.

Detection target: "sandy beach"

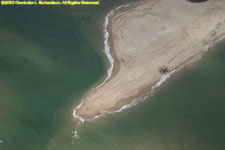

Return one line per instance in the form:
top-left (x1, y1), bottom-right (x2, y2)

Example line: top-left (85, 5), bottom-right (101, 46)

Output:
top-left (74, 0), bottom-right (225, 120)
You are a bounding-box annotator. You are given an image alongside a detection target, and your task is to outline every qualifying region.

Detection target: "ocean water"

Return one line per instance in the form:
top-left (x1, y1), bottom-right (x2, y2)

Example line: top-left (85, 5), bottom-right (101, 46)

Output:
top-left (0, 0), bottom-right (136, 150)
top-left (48, 41), bottom-right (225, 150)
top-left (1, 1), bottom-right (225, 150)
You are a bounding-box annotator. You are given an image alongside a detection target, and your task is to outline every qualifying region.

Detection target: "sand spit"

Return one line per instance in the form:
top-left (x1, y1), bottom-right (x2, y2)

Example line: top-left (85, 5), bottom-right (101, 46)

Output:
top-left (74, 0), bottom-right (225, 121)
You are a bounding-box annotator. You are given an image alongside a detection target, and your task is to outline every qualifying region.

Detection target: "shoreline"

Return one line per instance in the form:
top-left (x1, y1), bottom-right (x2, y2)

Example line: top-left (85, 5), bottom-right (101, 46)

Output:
top-left (73, 0), bottom-right (225, 122)
top-left (73, 2), bottom-right (139, 122)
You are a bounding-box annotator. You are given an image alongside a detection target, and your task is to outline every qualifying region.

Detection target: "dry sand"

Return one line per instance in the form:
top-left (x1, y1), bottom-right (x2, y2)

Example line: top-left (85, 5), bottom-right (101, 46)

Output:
top-left (74, 0), bottom-right (225, 120)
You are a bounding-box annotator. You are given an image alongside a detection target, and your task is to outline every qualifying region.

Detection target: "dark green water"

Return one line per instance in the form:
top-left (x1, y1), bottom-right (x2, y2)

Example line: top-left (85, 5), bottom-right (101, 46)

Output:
top-left (0, 1), bottom-right (225, 150)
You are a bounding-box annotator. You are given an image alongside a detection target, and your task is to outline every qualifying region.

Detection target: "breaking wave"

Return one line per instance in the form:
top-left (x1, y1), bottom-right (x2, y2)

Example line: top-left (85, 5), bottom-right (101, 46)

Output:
top-left (95, 4), bottom-right (132, 90)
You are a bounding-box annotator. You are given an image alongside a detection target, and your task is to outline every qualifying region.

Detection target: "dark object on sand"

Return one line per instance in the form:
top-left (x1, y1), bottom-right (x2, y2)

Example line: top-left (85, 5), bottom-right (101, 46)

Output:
top-left (187, 0), bottom-right (208, 3)
top-left (159, 66), bottom-right (170, 74)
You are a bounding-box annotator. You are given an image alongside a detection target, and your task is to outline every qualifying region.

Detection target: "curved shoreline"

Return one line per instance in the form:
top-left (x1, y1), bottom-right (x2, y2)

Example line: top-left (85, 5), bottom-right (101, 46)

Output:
top-left (73, 3), bottom-right (135, 122)
top-left (73, 0), bottom-right (225, 122)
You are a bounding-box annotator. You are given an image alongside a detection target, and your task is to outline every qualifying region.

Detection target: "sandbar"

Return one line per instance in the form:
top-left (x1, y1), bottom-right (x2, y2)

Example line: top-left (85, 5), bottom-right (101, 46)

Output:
top-left (74, 0), bottom-right (225, 120)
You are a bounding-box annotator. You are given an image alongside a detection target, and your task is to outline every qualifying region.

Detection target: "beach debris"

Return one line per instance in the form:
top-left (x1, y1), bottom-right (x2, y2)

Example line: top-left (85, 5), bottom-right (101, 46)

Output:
top-left (159, 66), bottom-right (170, 74)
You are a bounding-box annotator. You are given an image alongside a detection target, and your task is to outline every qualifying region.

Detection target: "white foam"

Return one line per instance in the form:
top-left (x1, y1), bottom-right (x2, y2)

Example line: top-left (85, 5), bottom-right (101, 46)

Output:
top-left (73, 102), bottom-right (85, 123)
top-left (0, 140), bottom-right (3, 144)
top-left (73, 130), bottom-right (79, 139)
top-left (203, 34), bottom-right (225, 52)
top-left (95, 4), bottom-right (131, 89)
top-left (71, 128), bottom-right (80, 144)
top-left (151, 70), bottom-right (176, 90)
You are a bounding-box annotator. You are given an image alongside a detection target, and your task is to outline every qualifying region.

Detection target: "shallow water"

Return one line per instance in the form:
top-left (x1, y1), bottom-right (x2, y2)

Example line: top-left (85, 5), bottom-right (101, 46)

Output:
top-left (0, 0), bottom-right (136, 150)
top-left (46, 41), bottom-right (225, 150)
top-left (1, 1), bottom-right (225, 150)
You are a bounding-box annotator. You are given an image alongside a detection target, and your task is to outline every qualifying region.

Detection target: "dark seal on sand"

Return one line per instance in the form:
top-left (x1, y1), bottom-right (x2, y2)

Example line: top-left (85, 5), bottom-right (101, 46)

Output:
top-left (187, 0), bottom-right (208, 3)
